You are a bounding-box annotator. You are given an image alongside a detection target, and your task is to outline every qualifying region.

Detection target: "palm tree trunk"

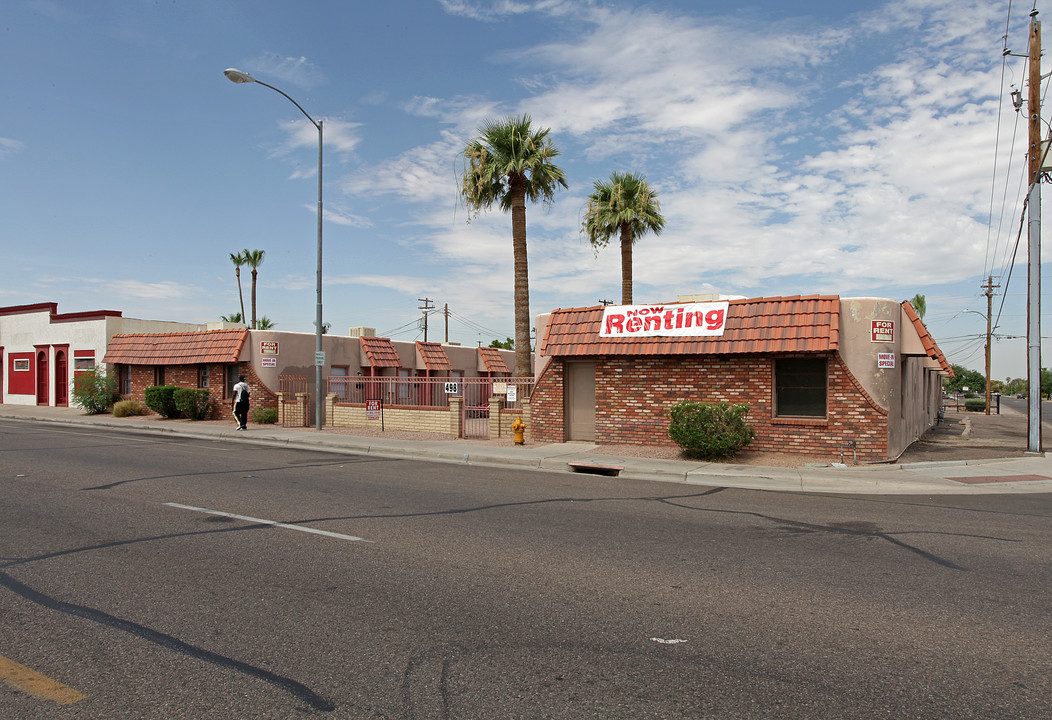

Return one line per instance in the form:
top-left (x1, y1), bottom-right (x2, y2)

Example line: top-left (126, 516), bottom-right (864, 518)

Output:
top-left (250, 268), bottom-right (258, 330)
top-left (236, 268), bottom-right (246, 325)
top-left (510, 176), bottom-right (531, 377)
top-left (620, 223), bottom-right (634, 305)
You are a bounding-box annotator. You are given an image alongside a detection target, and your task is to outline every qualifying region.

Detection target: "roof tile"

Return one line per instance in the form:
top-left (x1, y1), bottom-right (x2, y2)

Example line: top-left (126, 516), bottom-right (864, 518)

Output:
top-left (416, 342), bottom-right (453, 371)
top-left (360, 336), bottom-right (402, 368)
top-left (102, 329), bottom-right (247, 365)
top-left (477, 347), bottom-right (510, 374)
top-left (540, 295), bottom-right (841, 357)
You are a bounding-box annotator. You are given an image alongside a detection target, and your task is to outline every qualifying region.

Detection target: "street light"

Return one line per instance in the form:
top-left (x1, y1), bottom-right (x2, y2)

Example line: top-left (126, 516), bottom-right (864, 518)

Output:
top-left (225, 68), bottom-right (325, 431)
top-left (962, 309), bottom-right (995, 416)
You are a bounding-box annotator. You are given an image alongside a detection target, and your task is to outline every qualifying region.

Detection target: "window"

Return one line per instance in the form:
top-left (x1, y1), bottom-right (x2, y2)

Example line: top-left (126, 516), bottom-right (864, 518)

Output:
top-left (118, 365), bottom-right (131, 395)
top-left (154, 366), bottom-right (165, 386)
top-left (13, 359), bottom-right (30, 372)
top-left (225, 365), bottom-right (240, 399)
top-left (74, 357), bottom-right (95, 372)
top-left (198, 365), bottom-right (210, 389)
top-left (775, 357), bottom-right (827, 417)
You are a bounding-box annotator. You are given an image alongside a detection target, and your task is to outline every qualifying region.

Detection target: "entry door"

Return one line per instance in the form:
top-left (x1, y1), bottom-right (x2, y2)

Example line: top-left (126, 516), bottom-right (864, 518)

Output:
top-left (564, 361), bottom-right (596, 442)
top-left (36, 350), bottom-right (49, 406)
top-left (55, 350), bottom-right (68, 407)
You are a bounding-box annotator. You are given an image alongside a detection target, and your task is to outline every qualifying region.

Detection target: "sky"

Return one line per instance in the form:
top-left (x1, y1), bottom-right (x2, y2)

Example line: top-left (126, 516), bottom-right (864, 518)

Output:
top-left (0, 0), bottom-right (1044, 381)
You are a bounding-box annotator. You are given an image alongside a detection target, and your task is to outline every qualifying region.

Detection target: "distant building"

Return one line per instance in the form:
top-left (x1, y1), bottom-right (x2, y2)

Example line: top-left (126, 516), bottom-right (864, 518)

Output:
top-left (0, 302), bottom-right (212, 407)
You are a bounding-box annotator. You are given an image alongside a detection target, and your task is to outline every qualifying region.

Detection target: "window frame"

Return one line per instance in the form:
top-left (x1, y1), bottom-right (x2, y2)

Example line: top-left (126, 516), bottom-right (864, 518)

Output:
top-left (773, 356), bottom-right (828, 419)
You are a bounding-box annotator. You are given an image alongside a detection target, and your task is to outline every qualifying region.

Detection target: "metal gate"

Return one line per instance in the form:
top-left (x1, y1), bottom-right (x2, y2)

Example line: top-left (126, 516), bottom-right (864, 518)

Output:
top-left (460, 379), bottom-right (491, 439)
top-left (279, 374), bottom-right (309, 427)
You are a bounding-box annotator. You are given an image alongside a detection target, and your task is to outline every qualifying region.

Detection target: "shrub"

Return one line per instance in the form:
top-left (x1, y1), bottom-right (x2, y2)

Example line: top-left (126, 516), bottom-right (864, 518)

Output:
top-left (964, 398), bottom-right (987, 413)
top-left (143, 385), bottom-right (181, 418)
top-left (174, 388), bottom-right (213, 420)
top-left (72, 368), bottom-right (121, 415)
top-left (668, 401), bottom-right (755, 460)
top-left (112, 399), bottom-right (145, 417)
top-left (252, 407), bottom-right (278, 424)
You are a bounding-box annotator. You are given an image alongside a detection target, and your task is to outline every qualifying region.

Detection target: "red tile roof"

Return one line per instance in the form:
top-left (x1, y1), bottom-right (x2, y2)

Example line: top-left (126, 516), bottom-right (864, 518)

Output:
top-left (540, 295), bottom-right (841, 357)
top-left (478, 347), bottom-right (510, 375)
top-left (901, 301), bottom-right (954, 376)
top-left (360, 336), bottom-right (402, 368)
top-left (416, 341), bottom-right (452, 371)
top-left (103, 329), bottom-right (247, 365)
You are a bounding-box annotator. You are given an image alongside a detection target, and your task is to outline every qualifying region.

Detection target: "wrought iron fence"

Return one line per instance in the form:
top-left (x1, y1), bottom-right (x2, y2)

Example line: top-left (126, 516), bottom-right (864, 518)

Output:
top-left (327, 376), bottom-right (532, 409)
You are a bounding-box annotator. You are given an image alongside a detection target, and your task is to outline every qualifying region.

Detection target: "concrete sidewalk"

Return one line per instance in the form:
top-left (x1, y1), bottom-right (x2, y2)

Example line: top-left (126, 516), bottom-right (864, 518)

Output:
top-left (2, 404), bottom-right (1051, 495)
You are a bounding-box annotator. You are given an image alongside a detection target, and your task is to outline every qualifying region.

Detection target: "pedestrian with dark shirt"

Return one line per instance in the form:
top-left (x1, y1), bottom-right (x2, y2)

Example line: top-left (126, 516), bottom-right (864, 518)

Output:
top-left (232, 374), bottom-right (250, 430)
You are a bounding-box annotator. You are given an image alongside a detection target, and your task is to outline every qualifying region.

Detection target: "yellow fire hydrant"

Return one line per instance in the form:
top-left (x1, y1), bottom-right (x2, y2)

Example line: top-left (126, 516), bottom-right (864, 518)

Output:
top-left (511, 416), bottom-right (527, 445)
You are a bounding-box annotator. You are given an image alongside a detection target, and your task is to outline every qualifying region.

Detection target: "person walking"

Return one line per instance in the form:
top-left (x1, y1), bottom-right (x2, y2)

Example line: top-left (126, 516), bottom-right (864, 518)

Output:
top-left (232, 374), bottom-right (250, 430)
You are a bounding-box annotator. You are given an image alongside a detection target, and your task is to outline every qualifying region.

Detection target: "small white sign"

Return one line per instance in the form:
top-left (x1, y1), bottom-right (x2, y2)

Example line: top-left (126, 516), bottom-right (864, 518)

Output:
top-left (261, 358), bottom-right (277, 368)
top-left (444, 382), bottom-right (460, 395)
top-left (506, 384), bottom-right (518, 402)
top-left (314, 351), bottom-right (326, 366)
top-left (493, 382), bottom-right (508, 394)
top-left (877, 352), bottom-right (896, 368)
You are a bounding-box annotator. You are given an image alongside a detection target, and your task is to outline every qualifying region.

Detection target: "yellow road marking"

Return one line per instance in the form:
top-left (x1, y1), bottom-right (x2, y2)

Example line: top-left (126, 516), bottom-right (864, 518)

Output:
top-left (0, 653), bottom-right (87, 705)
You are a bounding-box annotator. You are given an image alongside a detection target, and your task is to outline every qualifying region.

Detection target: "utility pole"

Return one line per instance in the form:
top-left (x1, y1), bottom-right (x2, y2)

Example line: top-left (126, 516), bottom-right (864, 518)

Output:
top-left (444, 303), bottom-right (449, 344)
top-left (983, 276), bottom-right (999, 415)
top-left (418, 297), bottom-right (434, 342)
top-left (1027, 11), bottom-right (1043, 452)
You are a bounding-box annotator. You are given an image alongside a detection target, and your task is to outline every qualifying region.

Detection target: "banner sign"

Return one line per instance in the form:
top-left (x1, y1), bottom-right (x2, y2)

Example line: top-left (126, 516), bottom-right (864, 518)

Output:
top-left (600, 302), bottom-right (729, 338)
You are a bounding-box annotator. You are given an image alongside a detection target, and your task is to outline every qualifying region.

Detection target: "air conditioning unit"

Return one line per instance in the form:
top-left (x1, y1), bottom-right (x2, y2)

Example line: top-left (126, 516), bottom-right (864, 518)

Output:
top-left (348, 327), bottom-right (376, 338)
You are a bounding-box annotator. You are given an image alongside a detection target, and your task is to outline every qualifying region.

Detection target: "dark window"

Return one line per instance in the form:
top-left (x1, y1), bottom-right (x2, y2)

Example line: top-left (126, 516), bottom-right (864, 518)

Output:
top-left (118, 365), bottom-right (131, 395)
top-left (775, 357), bottom-right (827, 417)
top-left (154, 366), bottom-right (165, 386)
top-left (198, 365), bottom-right (210, 389)
top-left (225, 365), bottom-right (239, 399)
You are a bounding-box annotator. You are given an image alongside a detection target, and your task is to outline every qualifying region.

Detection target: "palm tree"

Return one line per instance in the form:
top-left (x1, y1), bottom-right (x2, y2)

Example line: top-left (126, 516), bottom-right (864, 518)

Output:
top-left (910, 293), bottom-right (927, 321)
top-left (257, 315), bottom-right (276, 329)
top-left (583, 172), bottom-right (665, 305)
top-left (460, 114), bottom-right (567, 377)
top-left (230, 251), bottom-right (247, 324)
top-left (242, 249), bottom-right (266, 329)
top-left (220, 311), bottom-right (244, 324)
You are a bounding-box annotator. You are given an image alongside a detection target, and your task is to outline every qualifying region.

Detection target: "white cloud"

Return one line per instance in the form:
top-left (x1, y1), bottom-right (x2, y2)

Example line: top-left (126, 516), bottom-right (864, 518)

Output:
top-left (0, 138), bottom-right (25, 159)
top-left (244, 54), bottom-right (326, 88)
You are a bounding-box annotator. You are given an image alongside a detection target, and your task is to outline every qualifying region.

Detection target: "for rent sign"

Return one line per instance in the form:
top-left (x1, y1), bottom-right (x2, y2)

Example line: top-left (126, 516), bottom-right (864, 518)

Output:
top-left (600, 302), bottom-right (729, 338)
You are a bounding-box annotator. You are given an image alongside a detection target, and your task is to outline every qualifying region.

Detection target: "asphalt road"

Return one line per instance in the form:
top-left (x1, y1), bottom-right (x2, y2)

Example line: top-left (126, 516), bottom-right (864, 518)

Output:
top-left (2, 420), bottom-right (1050, 719)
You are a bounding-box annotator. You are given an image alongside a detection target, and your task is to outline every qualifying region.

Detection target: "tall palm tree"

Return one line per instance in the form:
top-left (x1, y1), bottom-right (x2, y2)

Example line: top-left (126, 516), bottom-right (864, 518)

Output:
top-left (460, 114), bottom-right (567, 377)
top-left (242, 249), bottom-right (266, 329)
top-left (583, 172), bottom-right (665, 305)
top-left (229, 251), bottom-right (247, 325)
top-left (910, 293), bottom-right (927, 321)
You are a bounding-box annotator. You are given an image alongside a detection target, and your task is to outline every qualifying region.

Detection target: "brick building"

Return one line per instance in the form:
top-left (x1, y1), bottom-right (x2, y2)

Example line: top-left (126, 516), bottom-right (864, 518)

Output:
top-left (531, 295), bottom-right (951, 462)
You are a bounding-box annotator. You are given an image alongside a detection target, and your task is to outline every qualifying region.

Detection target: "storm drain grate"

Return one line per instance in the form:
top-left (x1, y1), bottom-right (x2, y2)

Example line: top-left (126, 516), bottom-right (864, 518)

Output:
top-left (948, 474), bottom-right (1052, 484)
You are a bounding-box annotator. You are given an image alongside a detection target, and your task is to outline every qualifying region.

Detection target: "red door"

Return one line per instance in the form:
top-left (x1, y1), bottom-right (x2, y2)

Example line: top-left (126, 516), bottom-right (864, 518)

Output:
top-left (55, 350), bottom-right (68, 407)
top-left (36, 350), bottom-right (49, 406)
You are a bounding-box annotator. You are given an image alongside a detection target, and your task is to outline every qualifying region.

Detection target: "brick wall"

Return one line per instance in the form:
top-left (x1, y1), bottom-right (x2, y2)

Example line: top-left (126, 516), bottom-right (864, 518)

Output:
top-left (122, 363), bottom-right (277, 420)
top-left (532, 353), bottom-right (889, 461)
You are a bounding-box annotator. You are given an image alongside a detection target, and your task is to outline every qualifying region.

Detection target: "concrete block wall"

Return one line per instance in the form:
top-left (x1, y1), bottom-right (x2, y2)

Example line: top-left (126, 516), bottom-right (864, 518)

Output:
top-left (531, 353), bottom-right (889, 461)
top-left (329, 403), bottom-right (454, 435)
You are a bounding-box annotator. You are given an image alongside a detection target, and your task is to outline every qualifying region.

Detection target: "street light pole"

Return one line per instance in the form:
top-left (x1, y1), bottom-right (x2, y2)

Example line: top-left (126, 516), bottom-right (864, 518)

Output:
top-left (225, 68), bottom-right (325, 431)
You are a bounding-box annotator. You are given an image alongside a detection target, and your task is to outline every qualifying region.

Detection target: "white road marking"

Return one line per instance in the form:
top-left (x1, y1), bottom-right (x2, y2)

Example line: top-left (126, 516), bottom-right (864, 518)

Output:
top-left (650, 637), bottom-right (688, 644)
top-left (164, 503), bottom-right (372, 543)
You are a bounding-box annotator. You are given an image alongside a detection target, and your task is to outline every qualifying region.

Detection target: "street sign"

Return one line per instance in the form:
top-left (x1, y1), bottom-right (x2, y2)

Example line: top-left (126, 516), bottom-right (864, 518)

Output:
top-left (314, 351), bottom-right (325, 366)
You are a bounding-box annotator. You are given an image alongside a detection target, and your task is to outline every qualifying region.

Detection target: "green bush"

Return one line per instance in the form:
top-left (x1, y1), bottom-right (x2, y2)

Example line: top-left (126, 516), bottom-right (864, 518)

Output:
top-left (71, 368), bottom-right (121, 415)
top-left (668, 401), bottom-right (756, 460)
top-left (964, 398), bottom-right (987, 413)
top-left (143, 385), bottom-right (181, 418)
top-left (112, 399), bottom-right (145, 417)
top-left (251, 406), bottom-right (278, 424)
top-left (174, 388), bottom-right (213, 420)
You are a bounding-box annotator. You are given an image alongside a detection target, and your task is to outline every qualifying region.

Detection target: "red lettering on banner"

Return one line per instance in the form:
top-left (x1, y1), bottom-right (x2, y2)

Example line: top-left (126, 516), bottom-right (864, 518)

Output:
top-left (605, 315), bottom-right (624, 334)
top-left (706, 309), bottom-right (725, 330)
